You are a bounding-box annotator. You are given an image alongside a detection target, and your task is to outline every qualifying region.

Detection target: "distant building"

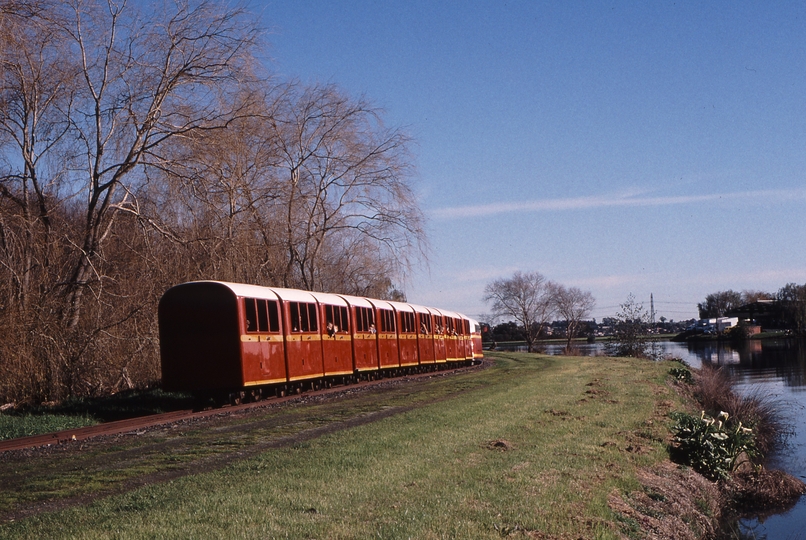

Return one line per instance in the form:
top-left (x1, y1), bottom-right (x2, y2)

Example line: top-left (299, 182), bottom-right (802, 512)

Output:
top-left (726, 300), bottom-right (779, 331)
top-left (686, 317), bottom-right (738, 334)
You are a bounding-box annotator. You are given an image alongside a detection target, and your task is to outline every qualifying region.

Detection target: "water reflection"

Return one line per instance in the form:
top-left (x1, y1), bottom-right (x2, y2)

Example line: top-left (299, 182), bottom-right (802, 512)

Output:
top-left (684, 339), bottom-right (806, 389)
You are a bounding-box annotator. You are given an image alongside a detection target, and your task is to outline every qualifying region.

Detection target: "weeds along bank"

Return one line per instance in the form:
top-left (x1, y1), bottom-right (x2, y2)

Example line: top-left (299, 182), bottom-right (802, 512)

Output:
top-left (0, 353), bottom-right (801, 539)
top-left (609, 360), bottom-right (805, 538)
top-left (668, 364), bottom-right (806, 521)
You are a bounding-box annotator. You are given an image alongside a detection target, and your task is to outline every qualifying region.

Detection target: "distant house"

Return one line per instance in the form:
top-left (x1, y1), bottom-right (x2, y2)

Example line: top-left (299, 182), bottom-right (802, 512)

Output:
top-left (714, 317), bottom-right (739, 332)
top-left (687, 317), bottom-right (738, 334)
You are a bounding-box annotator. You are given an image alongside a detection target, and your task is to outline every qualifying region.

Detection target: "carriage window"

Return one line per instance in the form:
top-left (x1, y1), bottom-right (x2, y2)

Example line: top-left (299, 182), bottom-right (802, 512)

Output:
top-left (244, 298), bottom-right (281, 333)
top-left (399, 311), bottom-right (415, 333)
top-left (300, 303), bottom-right (309, 331)
top-left (417, 313), bottom-right (431, 334)
top-left (353, 306), bottom-right (374, 332)
top-left (289, 301), bottom-right (318, 332)
top-left (290, 303), bottom-right (300, 332)
top-left (308, 303), bottom-right (318, 332)
top-left (245, 299), bottom-right (258, 332)
top-left (388, 310), bottom-right (396, 332)
top-left (268, 300), bottom-right (280, 332)
top-left (325, 305), bottom-right (349, 333)
top-left (379, 309), bottom-right (395, 332)
top-left (256, 299), bottom-right (269, 332)
top-left (436, 316), bottom-right (445, 334)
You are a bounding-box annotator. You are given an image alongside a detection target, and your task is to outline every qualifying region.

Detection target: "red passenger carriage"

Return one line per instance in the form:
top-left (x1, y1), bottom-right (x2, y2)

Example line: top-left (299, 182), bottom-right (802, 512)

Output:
top-left (368, 298), bottom-right (401, 370)
top-left (470, 318), bottom-right (483, 362)
top-left (340, 294), bottom-right (379, 375)
top-left (411, 305), bottom-right (435, 365)
top-left (428, 307), bottom-right (448, 363)
top-left (159, 281), bottom-right (481, 401)
top-left (310, 292), bottom-right (353, 378)
top-left (388, 300), bottom-right (419, 368)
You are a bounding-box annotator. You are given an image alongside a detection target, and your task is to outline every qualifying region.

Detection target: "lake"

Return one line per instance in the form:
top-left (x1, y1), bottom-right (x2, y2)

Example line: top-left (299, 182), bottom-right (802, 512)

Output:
top-left (503, 339), bottom-right (806, 538)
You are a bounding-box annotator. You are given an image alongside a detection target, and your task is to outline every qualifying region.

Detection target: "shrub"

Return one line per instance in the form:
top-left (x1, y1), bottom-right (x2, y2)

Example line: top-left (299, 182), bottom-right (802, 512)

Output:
top-left (669, 366), bottom-right (693, 384)
top-left (692, 365), bottom-right (787, 457)
top-left (670, 410), bottom-right (756, 481)
top-left (605, 294), bottom-right (665, 359)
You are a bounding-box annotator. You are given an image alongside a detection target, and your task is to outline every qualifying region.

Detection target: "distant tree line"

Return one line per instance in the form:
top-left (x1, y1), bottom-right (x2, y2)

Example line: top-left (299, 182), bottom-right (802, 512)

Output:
top-left (0, 1), bottom-right (425, 404)
top-left (697, 289), bottom-right (773, 319)
top-left (698, 284), bottom-right (806, 336)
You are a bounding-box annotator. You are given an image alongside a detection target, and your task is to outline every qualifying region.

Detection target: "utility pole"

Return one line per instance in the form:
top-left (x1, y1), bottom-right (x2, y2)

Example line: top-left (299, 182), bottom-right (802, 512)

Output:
top-left (650, 293), bottom-right (655, 326)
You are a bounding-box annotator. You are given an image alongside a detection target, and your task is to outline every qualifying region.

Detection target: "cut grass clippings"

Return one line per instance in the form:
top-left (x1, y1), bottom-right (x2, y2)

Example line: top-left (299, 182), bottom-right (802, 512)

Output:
top-left (1, 353), bottom-right (690, 539)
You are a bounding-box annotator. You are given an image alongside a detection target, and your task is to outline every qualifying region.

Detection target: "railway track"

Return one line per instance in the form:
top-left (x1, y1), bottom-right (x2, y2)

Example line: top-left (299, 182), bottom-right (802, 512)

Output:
top-left (0, 409), bottom-right (199, 452)
top-left (0, 362), bottom-right (483, 453)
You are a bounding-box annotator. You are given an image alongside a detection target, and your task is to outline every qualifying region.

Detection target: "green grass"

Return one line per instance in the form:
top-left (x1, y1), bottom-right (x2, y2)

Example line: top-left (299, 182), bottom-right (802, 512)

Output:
top-left (0, 353), bottom-right (688, 539)
top-left (0, 412), bottom-right (98, 441)
top-left (0, 389), bottom-right (198, 441)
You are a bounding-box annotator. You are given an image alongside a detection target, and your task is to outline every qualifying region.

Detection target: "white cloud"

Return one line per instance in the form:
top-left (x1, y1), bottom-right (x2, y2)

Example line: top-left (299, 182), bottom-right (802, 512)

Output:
top-left (431, 188), bottom-right (806, 220)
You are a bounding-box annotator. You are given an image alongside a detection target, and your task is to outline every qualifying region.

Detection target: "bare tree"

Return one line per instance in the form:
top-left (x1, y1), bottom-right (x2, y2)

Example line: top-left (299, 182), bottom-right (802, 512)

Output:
top-left (270, 83), bottom-right (424, 291)
top-left (166, 81), bottom-right (426, 293)
top-left (54, 0), bottom-right (259, 329)
top-left (741, 289), bottom-right (773, 304)
top-left (0, 0), bottom-right (260, 402)
top-left (483, 271), bottom-right (557, 352)
top-left (554, 285), bottom-right (595, 349)
top-left (148, 83), bottom-right (287, 284)
top-left (777, 283), bottom-right (806, 336)
top-left (0, 0), bottom-right (74, 311)
top-left (0, 1), bottom-right (427, 405)
top-left (0, 0), bottom-right (81, 402)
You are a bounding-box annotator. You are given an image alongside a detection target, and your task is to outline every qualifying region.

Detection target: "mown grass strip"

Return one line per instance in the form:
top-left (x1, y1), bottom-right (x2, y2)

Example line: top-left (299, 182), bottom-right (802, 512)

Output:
top-left (0, 389), bottom-right (201, 442)
top-left (1, 353), bottom-right (687, 539)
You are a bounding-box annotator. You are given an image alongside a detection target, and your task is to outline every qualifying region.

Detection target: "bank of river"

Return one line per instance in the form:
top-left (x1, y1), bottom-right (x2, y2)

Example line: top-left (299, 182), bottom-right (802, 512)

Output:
top-left (0, 352), bottom-right (702, 538)
top-left (511, 339), bottom-right (806, 538)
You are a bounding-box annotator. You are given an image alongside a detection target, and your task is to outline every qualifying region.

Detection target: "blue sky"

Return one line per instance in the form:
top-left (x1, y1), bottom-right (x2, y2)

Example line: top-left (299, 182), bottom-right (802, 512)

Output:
top-left (259, 1), bottom-right (806, 322)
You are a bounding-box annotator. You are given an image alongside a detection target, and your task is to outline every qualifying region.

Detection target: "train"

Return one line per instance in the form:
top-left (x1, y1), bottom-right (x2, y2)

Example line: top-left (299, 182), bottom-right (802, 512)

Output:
top-left (158, 281), bottom-right (483, 403)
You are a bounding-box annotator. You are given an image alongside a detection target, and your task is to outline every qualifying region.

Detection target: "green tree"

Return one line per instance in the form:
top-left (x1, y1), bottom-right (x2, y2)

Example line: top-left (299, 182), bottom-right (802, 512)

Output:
top-left (607, 294), bottom-right (654, 358)
top-left (777, 283), bottom-right (806, 335)
top-left (697, 290), bottom-right (743, 318)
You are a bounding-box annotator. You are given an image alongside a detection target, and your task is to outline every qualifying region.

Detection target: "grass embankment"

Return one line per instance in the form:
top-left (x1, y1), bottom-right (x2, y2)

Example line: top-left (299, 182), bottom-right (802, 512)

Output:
top-left (1, 353), bottom-right (689, 539)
